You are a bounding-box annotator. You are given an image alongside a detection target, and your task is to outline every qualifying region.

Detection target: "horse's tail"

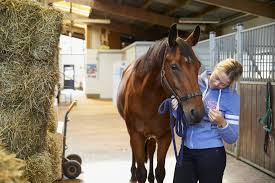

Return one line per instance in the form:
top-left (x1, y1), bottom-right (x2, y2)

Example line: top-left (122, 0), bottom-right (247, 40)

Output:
top-left (144, 138), bottom-right (156, 164)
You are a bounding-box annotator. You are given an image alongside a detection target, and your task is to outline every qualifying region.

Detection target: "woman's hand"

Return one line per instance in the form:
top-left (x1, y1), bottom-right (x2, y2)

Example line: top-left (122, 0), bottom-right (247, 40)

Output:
top-left (208, 109), bottom-right (227, 128)
top-left (171, 96), bottom-right (178, 110)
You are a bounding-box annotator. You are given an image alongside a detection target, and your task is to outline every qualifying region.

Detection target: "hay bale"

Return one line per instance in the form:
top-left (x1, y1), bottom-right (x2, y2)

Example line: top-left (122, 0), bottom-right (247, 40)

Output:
top-left (0, 0), bottom-right (63, 181)
top-left (25, 152), bottom-right (55, 183)
top-left (0, 108), bottom-right (48, 159)
top-left (0, 61), bottom-right (59, 111)
top-left (0, 146), bottom-right (27, 183)
top-left (46, 132), bottom-right (63, 181)
top-left (47, 104), bottom-right (58, 133)
top-left (31, 8), bottom-right (63, 61)
top-left (0, 0), bottom-right (62, 62)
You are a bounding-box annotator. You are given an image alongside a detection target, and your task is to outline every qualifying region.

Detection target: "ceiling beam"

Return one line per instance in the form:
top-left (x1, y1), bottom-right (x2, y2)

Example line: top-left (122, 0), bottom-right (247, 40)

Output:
top-left (48, 0), bottom-right (92, 6)
top-left (179, 17), bottom-right (220, 24)
top-left (194, 0), bottom-right (275, 19)
top-left (64, 18), bottom-right (111, 24)
top-left (217, 13), bottom-right (256, 27)
top-left (98, 22), bottom-right (162, 40)
top-left (143, 0), bottom-right (154, 9)
top-left (165, 0), bottom-right (190, 15)
top-left (177, 24), bottom-right (206, 31)
top-left (191, 6), bottom-right (219, 18)
top-left (93, 0), bottom-right (177, 27)
top-left (62, 24), bottom-right (85, 35)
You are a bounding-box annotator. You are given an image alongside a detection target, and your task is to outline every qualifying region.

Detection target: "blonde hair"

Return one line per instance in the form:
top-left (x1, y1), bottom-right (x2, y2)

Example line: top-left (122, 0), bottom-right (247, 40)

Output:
top-left (215, 58), bottom-right (243, 92)
top-left (215, 58), bottom-right (243, 82)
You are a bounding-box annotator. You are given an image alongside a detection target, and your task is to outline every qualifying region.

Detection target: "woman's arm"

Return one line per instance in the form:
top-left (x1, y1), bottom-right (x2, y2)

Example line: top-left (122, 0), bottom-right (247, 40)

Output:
top-left (217, 114), bottom-right (239, 144)
top-left (208, 109), bottom-right (239, 144)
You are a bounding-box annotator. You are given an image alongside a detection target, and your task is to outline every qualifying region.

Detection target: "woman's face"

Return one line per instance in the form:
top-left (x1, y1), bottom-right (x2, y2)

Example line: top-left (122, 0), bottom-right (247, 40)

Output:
top-left (209, 70), bottom-right (231, 89)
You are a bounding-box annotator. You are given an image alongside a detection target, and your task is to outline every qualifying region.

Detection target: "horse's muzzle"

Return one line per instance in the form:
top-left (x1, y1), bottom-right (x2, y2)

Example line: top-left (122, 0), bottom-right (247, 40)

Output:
top-left (182, 105), bottom-right (205, 125)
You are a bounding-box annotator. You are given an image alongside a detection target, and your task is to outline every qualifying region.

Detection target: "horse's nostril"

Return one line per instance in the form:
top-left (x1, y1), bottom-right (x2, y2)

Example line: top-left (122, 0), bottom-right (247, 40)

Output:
top-left (190, 108), bottom-right (196, 117)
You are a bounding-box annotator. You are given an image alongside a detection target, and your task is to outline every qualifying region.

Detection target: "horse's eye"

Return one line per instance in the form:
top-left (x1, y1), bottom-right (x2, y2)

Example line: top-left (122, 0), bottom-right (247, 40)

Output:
top-left (171, 64), bottom-right (178, 70)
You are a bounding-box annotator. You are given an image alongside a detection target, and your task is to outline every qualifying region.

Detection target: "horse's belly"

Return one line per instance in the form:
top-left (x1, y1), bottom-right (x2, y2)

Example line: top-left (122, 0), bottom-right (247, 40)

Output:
top-left (130, 116), bottom-right (170, 138)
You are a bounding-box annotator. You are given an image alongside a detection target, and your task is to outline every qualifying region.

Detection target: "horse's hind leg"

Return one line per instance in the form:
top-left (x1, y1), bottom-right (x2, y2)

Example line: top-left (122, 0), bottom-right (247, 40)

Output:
top-left (131, 132), bottom-right (147, 183)
top-left (155, 133), bottom-right (171, 183)
top-left (147, 138), bottom-right (156, 183)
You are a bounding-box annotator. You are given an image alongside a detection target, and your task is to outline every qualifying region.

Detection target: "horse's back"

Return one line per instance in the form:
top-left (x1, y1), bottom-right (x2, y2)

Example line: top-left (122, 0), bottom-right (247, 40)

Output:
top-left (116, 63), bottom-right (135, 119)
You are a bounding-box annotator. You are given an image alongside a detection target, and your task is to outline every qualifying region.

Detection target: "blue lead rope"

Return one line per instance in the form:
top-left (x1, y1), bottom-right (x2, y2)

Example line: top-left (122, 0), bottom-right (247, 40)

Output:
top-left (158, 98), bottom-right (188, 166)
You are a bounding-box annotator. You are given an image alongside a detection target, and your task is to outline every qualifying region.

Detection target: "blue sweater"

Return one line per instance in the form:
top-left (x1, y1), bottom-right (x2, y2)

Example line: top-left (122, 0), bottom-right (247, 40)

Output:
top-left (176, 70), bottom-right (240, 149)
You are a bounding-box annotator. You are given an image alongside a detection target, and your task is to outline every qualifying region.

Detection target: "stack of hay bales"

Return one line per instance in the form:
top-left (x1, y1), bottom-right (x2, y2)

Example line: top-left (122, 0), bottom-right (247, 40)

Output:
top-left (0, 144), bottom-right (27, 183)
top-left (0, 0), bottom-right (63, 182)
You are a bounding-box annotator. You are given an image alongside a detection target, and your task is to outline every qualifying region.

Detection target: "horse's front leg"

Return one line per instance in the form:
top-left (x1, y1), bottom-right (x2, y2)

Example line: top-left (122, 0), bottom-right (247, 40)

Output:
top-left (130, 144), bottom-right (137, 182)
top-left (155, 132), bottom-right (171, 183)
top-left (147, 138), bottom-right (156, 183)
top-left (130, 132), bottom-right (147, 183)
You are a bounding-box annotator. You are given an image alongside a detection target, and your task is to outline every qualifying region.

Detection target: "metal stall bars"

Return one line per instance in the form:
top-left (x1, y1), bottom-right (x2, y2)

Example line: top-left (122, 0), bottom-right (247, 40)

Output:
top-left (193, 39), bottom-right (210, 73)
top-left (242, 23), bottom-right (275, 82)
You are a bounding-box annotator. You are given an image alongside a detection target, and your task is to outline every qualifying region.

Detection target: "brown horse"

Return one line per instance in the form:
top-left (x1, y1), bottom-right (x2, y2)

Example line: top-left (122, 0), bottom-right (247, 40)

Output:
top-left (117, 24), bottom-right (205, 183)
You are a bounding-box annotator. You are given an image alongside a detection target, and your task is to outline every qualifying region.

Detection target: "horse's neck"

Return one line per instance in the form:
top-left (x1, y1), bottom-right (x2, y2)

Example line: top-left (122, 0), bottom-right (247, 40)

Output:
top-left (135, 68), bottom-right (166, 99)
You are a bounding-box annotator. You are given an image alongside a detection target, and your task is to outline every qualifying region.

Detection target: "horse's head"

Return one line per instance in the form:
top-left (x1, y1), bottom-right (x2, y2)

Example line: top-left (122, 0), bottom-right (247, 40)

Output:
top-left (161, 24), bottom-right (205, 125)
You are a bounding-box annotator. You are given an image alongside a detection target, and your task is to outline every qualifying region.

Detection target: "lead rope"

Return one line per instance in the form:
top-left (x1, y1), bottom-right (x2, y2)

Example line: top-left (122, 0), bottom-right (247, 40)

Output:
top-left (158, 98), bottom-right (187, 166)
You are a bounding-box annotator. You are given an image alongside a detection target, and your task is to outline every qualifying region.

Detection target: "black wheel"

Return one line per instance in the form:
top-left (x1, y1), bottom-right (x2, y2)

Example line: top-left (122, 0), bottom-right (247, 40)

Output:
top-left (66, 154), bottom-right (82, 165)
top-left (63, 160), bottom-right (81, 179)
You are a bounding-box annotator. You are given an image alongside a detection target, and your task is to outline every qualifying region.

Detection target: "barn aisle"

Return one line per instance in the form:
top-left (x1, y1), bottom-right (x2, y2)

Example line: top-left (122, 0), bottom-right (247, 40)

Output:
top-left (56, 92), bottom-right (274, 183)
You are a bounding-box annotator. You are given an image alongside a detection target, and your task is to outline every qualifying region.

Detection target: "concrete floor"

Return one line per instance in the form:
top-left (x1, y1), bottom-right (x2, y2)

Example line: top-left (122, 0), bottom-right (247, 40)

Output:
top-left (56, 91), bottom-right (275, 183)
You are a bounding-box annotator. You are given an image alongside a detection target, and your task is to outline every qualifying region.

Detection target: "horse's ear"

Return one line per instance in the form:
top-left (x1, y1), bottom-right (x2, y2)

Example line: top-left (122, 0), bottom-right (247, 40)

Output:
top-left (185, 25), bottom-right (200, 46)
top-left (168, 23), bottom-right (178, 47)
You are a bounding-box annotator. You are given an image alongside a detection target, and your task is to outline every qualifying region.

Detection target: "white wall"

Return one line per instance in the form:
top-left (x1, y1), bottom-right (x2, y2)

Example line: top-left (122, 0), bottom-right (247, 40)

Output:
top-left (123, 45), bottom-right (136, 65)
top-left (84, 49), bottom-right (100, 95)
top-left (98, 50), bottom-right (123, 99)
top-left (60, 54), bottom-right (85, 89)
top-left (84, 41), bottom-right (153, 99)
top-left (122, 41), bottom-right (153, 65)
top-left (135, 42), bottom-right (153, 59)
top-left (59, 35), bottom-right (85, 89)
top-left (84, 49), bottom-right (123, 99)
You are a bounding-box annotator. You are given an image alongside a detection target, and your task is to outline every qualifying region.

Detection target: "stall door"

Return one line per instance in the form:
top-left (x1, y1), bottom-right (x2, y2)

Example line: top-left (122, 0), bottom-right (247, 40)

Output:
top-left (64, 65), bottom-right (75, 89)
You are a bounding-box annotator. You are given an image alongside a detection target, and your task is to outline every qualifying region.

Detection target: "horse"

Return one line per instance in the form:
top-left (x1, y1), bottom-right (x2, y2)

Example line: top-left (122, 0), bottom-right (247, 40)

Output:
top-left (116, 24), bottom-right (205, 183)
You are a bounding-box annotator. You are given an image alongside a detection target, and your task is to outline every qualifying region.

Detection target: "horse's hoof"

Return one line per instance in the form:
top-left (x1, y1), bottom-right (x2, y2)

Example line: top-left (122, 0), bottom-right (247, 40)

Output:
top-left (148, 177), bottom-right (154, 183)
top-left (129, 176), bottom-right (137, 183)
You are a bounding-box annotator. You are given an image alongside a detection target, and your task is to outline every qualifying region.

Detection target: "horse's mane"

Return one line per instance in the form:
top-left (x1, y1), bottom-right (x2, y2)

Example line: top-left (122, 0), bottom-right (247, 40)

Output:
top-left (133, 38), bottom-right (168, 78)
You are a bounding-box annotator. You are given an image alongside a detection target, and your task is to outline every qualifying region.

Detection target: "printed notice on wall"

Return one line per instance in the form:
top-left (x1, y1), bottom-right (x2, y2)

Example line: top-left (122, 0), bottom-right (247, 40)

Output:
top-left (87, 64), bottom-right (97, 78)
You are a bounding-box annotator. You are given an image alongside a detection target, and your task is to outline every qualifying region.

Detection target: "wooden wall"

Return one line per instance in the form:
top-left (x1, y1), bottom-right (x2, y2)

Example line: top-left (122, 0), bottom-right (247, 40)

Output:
top-left (225, 83), bottom-right (275, 177)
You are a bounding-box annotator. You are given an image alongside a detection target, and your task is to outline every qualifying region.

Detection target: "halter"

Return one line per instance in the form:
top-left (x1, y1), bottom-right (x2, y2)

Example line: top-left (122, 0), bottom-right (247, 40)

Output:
top-left (160, 42), bottom-right (202, 103)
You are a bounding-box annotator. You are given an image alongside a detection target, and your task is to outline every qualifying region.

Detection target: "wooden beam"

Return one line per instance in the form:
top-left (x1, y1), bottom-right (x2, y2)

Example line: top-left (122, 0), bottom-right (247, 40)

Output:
top-left (191, 6), bottom-right (219, 18)
top-left (48, 0), bottom-right (92, 7)
top-left (64, 18), bottom-right (111, 24)
top-left (98, 22), bottom-right (162, 40)
top-left (179, 18), bottom-right (220, 24)
top-left (165, 0), bottom-right (190, 15)
top-left (217, 13), bottom-right (256, 27)
top-left (177, 24), bottom-right (206, 31)
top-left (85, 25), bottom-right (91, 48)
top-left (194, 0), bottom-right (275, 19)
top-left (93, 0), bottom-right (177, 27)
top-left (62, 24), bottom-right (85, 35)
top-left (154, 0), bottom-right (186, 7)
top-left (143, 0), bottom-right (154, 9)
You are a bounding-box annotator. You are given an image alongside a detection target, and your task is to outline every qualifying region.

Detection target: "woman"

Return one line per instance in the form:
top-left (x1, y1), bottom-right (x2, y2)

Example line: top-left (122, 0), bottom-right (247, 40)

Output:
top-left (172, 58), bottom-right (243, 183)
